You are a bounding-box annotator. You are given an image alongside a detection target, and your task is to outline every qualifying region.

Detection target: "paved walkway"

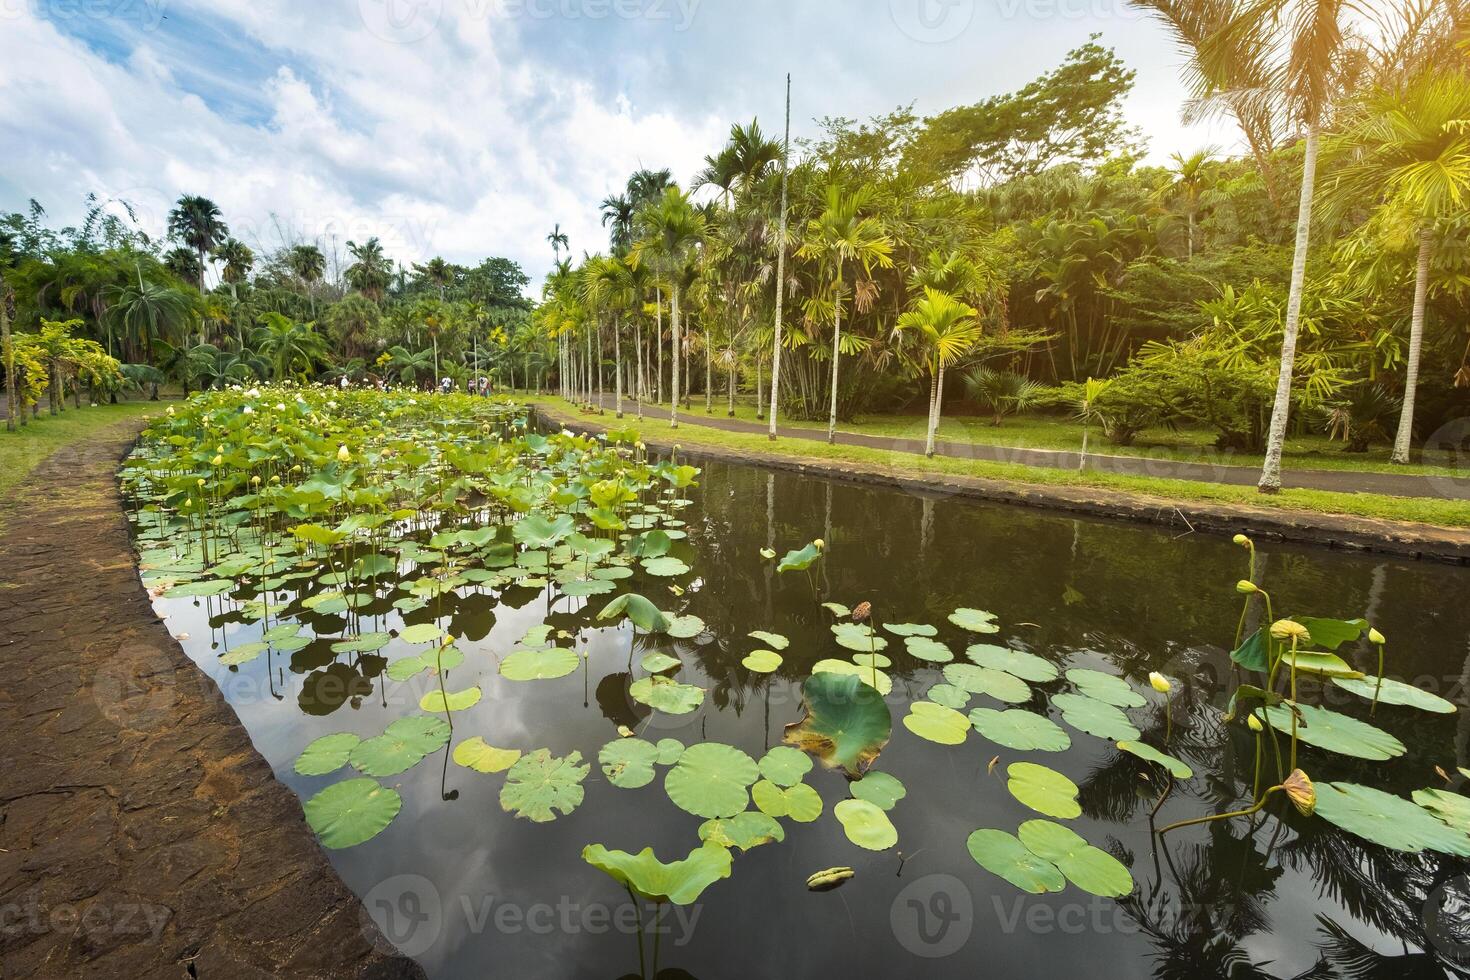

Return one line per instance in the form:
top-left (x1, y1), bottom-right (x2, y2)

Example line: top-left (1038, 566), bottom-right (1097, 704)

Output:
top-left (605, 404), bottom-right (1469, 500)
top-left (0, 420), bottom-right (423, 979)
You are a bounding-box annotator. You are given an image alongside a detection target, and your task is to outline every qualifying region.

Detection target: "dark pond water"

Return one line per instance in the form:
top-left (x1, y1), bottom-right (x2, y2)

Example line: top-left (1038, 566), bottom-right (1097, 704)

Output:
top-left (140, 457), bottom-right (1470, 979)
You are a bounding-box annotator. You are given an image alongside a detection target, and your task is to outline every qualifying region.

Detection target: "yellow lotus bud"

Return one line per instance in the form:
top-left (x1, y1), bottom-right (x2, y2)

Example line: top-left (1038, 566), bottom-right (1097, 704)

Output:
top-left (1232, 533), bottom-right (1250, 547)
top-left (270, 475), bottom-right (281, 483)
top-left (196, 478), bottom-right (206, 487)
top-left (166, 406), bottom-right (175, 416)
top-left (1368, 627), bottom-right (1385, 645)
top-left (1282, 768), bottom-right (1316, 816)
top-left (251, 475), bottom-right (261, 485)
top-left (1235, 580), bottom-right (1259, 594)
top-left (1247, 714), bottom-right (1263, 733)
top-left (337, 445), bottom-right (351, 463)
top-left (211, 455), bottom-right (223, 465)
top-left (813, 539), bottom-right (825, 550)
top-left (1149, 671), bottom-right (1171, 694)
top-left (1270, 620), bottom-right (1310, 643)
top-left (291, 464), bottom-right (302, 473)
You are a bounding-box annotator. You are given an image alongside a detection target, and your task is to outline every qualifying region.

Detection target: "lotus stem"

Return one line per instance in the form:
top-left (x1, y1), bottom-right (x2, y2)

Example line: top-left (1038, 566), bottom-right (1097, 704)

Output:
top-left (1252, 733), bottom-right (1263, 801)
top-left (627, 886), bottom-right (646, 980)
top-left (1371, 636), bottom-right (1385, 716)
top-left (1159, 786), bottom-right (1281, 836)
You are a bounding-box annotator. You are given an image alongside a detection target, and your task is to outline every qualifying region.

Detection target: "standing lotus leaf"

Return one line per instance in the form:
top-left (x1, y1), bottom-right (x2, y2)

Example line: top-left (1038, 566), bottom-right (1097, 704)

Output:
top-left (1255, 703), bottom-right (1405, 761)
top-left (784, 672), bottom-right (892, 776)
top-left (1117, 741), bottom-right (1192, 779)
top-left (500, 749), bottom-right (590, 823)
top-left (582, 842), bottom-right (733, 905)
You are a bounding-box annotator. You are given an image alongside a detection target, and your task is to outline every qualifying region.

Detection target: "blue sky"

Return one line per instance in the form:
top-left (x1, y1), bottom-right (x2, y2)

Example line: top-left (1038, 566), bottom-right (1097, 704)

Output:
top-left (1, 0), bottom-right (1236, 289)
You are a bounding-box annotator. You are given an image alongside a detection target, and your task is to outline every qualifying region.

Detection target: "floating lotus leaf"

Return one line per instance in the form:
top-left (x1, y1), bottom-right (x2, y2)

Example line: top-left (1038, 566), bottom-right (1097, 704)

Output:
top-left (642, 556), bottom-right (691, 577)
top-left (812, 658), bottom-right (892, 696)
top-left (597, 593), bottom-right (670, 632)
top-left (630, 676), bottom-right (705, 714)
top-left (1256, 703), bottom-right (1405, 761)
top-left (1283, 651), bottom-right (1362, 678)
top-left (1052, 693), bottom-right (1141, 742)
top-left (664, 742), bottom-right (759, 818)
top-left (165, 579), bottom-right (235, 598)
top-left (966, 645), bottom-right (1059, 683)
top-left (821, 602), bottom-right (851, 617)
top-left (777, 543), bottom-right (822, 573)
top-left (969, 708), bottom-right (1071, 752)
top-left (751, 779), bottom-right (822, 822)
top-left (1007, 763), bottom-right (1081, 819)
top-left (399, 622), bottom-right (446, 645)
top-left (599, 737), bottom-right (662, 788)
top-left (1315, 782), bottom-right (1470, 856)
top-left (742, 649), bottom-right (783, 673)
top-left (263, 622), bottom-right (306, 642)
top-left (304, 778), bottom-right (401, 849)
top-left (219, 642), bottom-right (269, 667)
top-left (452, 737), bottom-right (521, 773)
top-left (884, 622), bottom-right (937, 637)
top-left (1117, 741), bottom-right (1193, 779)
top-left (904, 636), bottom-right (953, 663)
top-left (1412, 788), bottom-right (1470, 832)
top-left (1332, 676), bottom-right (1456, 714)
top-left (834, 799), bottom-right (898, 850)
top-left (832, 622), bottom-right (889, 653)
top-left (785, 672), bottom-right (892, 775)
top-left (501, 646), bottom-right (580, 681)
top-left (699, 811), bottom-right (786, 851)
top-left (757, 746), bottom-right (812, 787)
top-left (560, 578), bottom-right (615, 597)
top-left (666, 614), bottom-right (705, 639)
top-left (1065, 669), bottom-right (1146, 708)
top-left (851, 771), bottom-right (906, 810)
top-left (966, 829), bottom-right (1065, 894)
top-left (902, 701), bottom-right (972, 745)
top-left (420, 686), bottom-right (482, 712)
top-left (512, 514), bottom-right (576, 548)
top-left (350, 715), bottom-right (451, 776)
top-left (942, 663), bottom-right (1031, 704)
top-left (385, 646), bottom-right (464, 682)
top-left (949, 607), bottom-right (999, 633)
top-left (331, 632), bottom-right (392, 653)
top-left (591, 565), bottom-right (633, 581)
top-left (751, 778), bottom-right (790, 817)
top-left (500, 749), bottom-right (589, 823)
top-left (749, 630), bottom-right (789, 650)
top-left (640, 651), bottom-right (682, 674)
top-left (926, 683), bottom-right (971, 710)
top-left (655, 738), bottom-right (685, 765)
top-left (582, 842), bottom-right (733, 905)
top-left (1018, 820), bottom-right (1133, 897)
top-left (295, 732), bottom-right (361, 776)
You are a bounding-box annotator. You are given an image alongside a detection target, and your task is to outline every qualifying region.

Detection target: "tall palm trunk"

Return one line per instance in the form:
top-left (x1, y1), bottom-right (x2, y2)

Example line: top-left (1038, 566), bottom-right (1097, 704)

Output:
top-left (1392, 227), bottom-right (1434, 464)
top-left (656, 297), bottom-right (664, 405)
top-left (769, 73), bottom-right (791, 441)
top-left (705, 334), bottom-right (713, 412)
top-left (924, 362), bottom-right (942, 457)
top-left (826, 262), bottom-right (844, 444)
top-left (613, 315), bottom-right (623, 418)
top-left (635, 318), bottom-right (644, 418)
top-left (1, 288), bottom-right (16, 432)
top-left (670, 287), bottom-right (681, 428)
top-left (1258, 124), bottom-right (1320, 493)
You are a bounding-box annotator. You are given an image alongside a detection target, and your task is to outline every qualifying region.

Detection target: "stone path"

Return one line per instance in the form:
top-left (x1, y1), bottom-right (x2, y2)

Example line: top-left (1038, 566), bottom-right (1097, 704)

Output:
top-left (0, 420), bottom-right (424, 979)
top-left (607, 403), bottom-right (1470, 500)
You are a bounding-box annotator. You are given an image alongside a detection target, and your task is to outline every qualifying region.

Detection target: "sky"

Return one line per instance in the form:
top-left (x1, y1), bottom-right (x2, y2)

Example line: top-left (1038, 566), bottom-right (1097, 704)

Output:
top-left (1, 0), bottom-right (1239, 293)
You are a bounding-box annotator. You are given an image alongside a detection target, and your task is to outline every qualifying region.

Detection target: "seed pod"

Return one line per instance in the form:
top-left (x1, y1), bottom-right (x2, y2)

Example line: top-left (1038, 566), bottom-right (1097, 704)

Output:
top-left (852, 601), bottom-right (872, 623)
top-left (806, 867), bottom-right (855, 892)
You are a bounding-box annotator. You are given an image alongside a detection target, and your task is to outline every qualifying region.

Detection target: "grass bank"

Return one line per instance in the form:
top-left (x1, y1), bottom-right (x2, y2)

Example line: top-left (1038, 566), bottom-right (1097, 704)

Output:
top-left (0, 401), bottom-right (159, 504)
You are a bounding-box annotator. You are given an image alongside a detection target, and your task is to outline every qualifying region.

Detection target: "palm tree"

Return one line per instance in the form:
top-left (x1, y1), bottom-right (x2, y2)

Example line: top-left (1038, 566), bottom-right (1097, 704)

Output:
top-left (162, 247), bottom-right (203, 287)
top-left (252, 312), bottom-right (329, 382)
top-left (583, 254), bottom-right (636, 418)
top-left (600, 195), bottom-right (636, 254)
top-left (1, 273), bottom-right (16, 429)
top-left (547, 224), bottom-right (569, 266)
top-left (288, 244), bottom-right (327, 316)
top-left (895, 288), bottom-right (980, 456)
top-left (382, 344), bottom-right (434, 388)
top-left (104, 265), bottom-right (193, 395)
top-left (768, 73), bottom-right (792, 441)
top-left (1162, 149), bottom-right (1218, 258)
top-left (1322, 70), bottom-right (1470, 463)
top-left (212, 239), bottom-right (254, 298)
top-left (345, 238), bottom-right (392, 303)
top-left (797, 183), bottom-right (894, 443)
top-left (414, 256), bottom-right (454, 301)
top-left (166, 195), bottom-right (228, 293)
top-left (630, 187), bottom-right (705, 429)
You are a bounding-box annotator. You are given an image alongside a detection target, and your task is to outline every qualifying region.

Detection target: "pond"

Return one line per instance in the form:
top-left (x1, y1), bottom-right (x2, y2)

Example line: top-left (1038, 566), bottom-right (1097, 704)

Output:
top-left (124, 390), bottom-right (1470, 980)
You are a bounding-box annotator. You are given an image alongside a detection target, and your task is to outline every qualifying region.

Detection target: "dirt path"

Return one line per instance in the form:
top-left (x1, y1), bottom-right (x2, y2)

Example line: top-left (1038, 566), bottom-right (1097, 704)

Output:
top-left (608, 403), bottom-right (1470, 500)
top-left (0, 419), bottom-right (424, 979)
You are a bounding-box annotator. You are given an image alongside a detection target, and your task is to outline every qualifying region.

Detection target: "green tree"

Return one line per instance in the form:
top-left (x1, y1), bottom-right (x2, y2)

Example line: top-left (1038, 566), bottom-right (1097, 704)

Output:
top-left (288, 244), bottom-right (327, 316)
top-left (894, 287), bottom-right (980, 456)
top-left (252, 312), bottom-right (329, 382)
top-left (345, 238), bottom-right (392, 303)
top-left (630, 186), bottom-right (706, 429)
top-left (166, 195), bottom-right (228, 293)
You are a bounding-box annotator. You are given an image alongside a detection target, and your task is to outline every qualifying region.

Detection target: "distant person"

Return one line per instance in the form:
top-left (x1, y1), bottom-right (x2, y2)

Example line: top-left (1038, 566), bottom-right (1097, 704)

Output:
top-left (339, 375), bottom-right (349, 391)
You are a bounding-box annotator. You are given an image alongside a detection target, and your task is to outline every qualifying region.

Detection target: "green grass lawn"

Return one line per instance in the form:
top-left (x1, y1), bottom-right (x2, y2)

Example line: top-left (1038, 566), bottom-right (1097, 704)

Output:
top-left (583, 392), bottom-right (1465, 478)
top-left (533, 395), bottom-right (1470, 529)
top-left (0, 401), bottom-right (160, 502)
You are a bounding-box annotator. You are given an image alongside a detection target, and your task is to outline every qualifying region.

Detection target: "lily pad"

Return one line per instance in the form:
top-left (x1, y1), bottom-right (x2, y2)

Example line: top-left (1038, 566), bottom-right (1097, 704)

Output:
top-left (666, 614), bottom-right (706, 639)
top-left (304, 778), bottom-right (402, 849)
top-left (1007, 763), bottom-right (1081, 819)
top-left (884, 622), bottom-right (937, 637)
top-left (851, 771), bottom-right (906, 810)
top-left (751, 779), bottom-right (823, 822)
top-left (295, 732), bottom-right (361, 776)
top-left (969, 709), bottom-right (1071, 752)
top-left (219, 642), bottom-right (269, 667)
top-left (949, 607), bottom-right (999, 633)
top-left (821, 602), bottom-right (851, 617)
top-left (926, 683), bottom-right (971, 710)
top-left (599, 738), bottom-right (662, 789)
top-left (902, 701), bottom-right (972, 745)
top-left (350, 715), bottom-right (451, 776)
top-left (699, 811), bottom-right (786, 852)
top-left (834, 799), bottom-right (898, 850)
top-left (1331, 676), bottom-right (1456, 714)
top-left (419, 686), bottom-right (482, 713)
top-left (501, 646), bottom-right (580, 681)
top-left (598, 593), bottom-right (670, 632)
top-left (655, 738), bottom-right (686, 765)
top-left (1065, 669), bottom-right (1146, 708)
top-left (742, 649), bottom-right (784, 673)
top-left (1053, 693), bottom-right (1141, 742)
top-left (749, 630), bottom-right (789, 650)
top-left (812, 658), bottom-right (892, 696)
top-left (1315, 782), bottom-right (1470, 856)
top-left (904, 636), bottom-right (953, 663)
top-left (1018, 819), bottom-right (1133, 897)
top-left (582, 842), bottom-right (733, 905)
top-left (500, 749), bottom-right (589, 822)
top-left (642, 556), bottom-right (691, 577)
top-left (1413, 788), bottom-right (1470, 833)
top-left (640, 651), bottom-right (683, 674)
top-left (331, 632), bottom-right (392, 653)
top-left (757, 746), bottom-right (812, 787)
top-left (785, 672), bottom-right (892, 775)
top-left (630, 676), bottom-right (705, 714)
top-left (1256, 703), bottom-right (1405, 761)
top-left (452, 737), bottom-right (521, 773)
top-left (832, 622), bottom-right (889, 653)
top-left (943, 663), bottom-right (1031, 704)
top-left (1117, 741), bottom-right (1193, 779)
top-left (399, 622), bottom-right (446, 645)
top-left (966, 829), bottom-right (1065, 894)
top-left (966, 645), bottom-right (1059, 683)
top-left (664, 742), bottom-right (759, 818)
